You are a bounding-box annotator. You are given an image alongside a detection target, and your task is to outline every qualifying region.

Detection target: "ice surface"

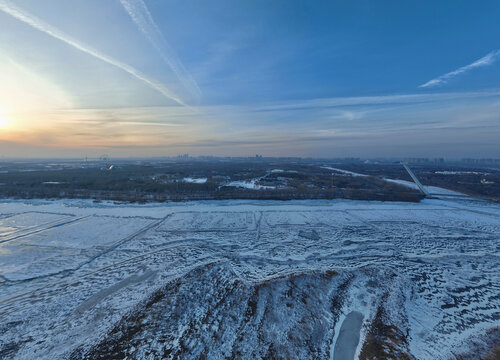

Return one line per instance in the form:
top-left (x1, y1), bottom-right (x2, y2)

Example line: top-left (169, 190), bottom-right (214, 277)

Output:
top-left (0, 197), bottom-right (498, 359)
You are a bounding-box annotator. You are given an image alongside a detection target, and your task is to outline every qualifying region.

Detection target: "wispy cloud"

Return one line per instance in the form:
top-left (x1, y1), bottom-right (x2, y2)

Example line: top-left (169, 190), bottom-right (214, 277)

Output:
top-left (119, 0), bottom-right (201, 100)
top-left (419, 49), bottom-right (500, 88)
top-left (253, 90), bottom-right (500, 112)
top-left (0, 0), bottom-right (187, 106)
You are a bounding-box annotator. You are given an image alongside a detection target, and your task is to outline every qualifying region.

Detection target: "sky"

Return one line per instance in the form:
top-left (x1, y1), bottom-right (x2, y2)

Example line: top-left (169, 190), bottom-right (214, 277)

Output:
top-left (0, 0), bottom-right (500, 158)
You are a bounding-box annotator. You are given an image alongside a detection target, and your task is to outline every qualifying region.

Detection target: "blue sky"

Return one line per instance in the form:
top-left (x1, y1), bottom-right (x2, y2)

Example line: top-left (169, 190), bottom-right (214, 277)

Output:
top-left (0, 0), bottom-right (499, 158)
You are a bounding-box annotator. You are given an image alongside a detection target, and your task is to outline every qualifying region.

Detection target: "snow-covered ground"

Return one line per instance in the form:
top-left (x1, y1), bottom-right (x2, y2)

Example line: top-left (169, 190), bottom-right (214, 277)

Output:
top-left (321, 166), bottom-right (368, 177)
top-left (384, 178), bottom-right (465, 196)
top-left (224, 170), bottom-right (276, 190)
top-left (322, 164), bottom-right (466, 196)
top-left (0, 198), bottom-right (499, 359)
top-left (225, 179), bottom-right (275, 190)
top-left (183, 177), bottom-right (207, 184)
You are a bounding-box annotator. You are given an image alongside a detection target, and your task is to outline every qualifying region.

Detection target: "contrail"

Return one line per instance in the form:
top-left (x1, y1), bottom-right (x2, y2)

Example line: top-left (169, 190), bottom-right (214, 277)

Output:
top-left (0, 0), bottom-right (187, 106)
top-left (420, 49), bottom-right (500, 88)
top-left (120, 0), bottom-right (201, 99)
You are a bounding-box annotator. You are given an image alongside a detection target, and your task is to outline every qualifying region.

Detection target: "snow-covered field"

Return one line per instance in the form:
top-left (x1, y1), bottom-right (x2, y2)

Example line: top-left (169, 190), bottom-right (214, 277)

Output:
top-left (0, 197), bottom-right (499, 359)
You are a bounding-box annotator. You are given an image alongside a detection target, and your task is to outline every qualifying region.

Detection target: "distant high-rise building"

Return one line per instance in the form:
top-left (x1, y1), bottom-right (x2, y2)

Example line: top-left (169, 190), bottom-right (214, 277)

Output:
top-left (462, 158), bottom-right (500, 164)
top-left (404, 158), bottom-right (429, 164)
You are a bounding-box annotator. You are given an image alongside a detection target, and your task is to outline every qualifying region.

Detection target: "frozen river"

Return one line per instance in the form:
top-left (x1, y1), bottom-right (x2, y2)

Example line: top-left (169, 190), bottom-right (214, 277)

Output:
top-left (0, 197), bottom-right (499, 359)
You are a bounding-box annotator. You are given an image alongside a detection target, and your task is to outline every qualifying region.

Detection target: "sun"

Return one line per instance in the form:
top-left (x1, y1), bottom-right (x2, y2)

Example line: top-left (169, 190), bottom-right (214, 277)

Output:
top-left (0, 115), bottom-right (11, 129)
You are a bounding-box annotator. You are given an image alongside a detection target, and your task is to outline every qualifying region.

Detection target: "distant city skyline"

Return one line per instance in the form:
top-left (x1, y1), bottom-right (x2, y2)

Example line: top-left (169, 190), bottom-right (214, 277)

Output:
top-left (1, 0), bottom-right (500, 158)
